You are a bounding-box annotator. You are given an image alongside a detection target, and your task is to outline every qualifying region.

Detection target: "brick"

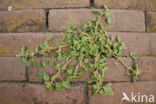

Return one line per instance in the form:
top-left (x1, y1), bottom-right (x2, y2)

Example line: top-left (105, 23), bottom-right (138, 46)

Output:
top-left (150, 34), bottom-right (156, 55)
top-left (89, 82), bottom-right (156, 104)
top-left (0, 0), bottom-right (90, 10)
top-left (135, 57), bottom-right (156, 81)
top-left (109, 32), bottom-right (152, 56)
top-left (0, 83), bottom-right (85, 104)
top-left (0, 57), bottom-right (26, 81)
top-left (29, 58), bottom-right (132, 83)
top-left (94, 0), bottom-right (156, 11)
top-left (0, 33), bottom-right (62, 56)
top-left (146, 12), bottom-right (156, 32)
top-left (28, 58), bottom-right (90, 82)
top-left (49, 9), bottom-right (145, 32)
top-left (0, 33), bottom-right (155, 82)
top-left (104, 58), bottom-right (132, 82)
top-left (0, 32), bottom-right (154, 57)
top-left (0, 10), bottom-right (46, 32)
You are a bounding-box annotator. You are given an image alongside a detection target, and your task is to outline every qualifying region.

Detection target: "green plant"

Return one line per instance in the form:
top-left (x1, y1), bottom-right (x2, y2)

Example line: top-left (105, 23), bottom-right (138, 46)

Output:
top-left (16, 5), bottom-right (141, 97)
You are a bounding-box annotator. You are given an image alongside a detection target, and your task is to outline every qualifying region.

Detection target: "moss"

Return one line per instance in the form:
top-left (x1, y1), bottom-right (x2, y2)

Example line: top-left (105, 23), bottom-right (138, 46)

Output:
top-left (7, 14), bottom-right (43, 32)
top-left (24, 1), bottom-right (36, 7)
top-left (0, 47), bottom-right (10, 55)
top-left (12, 0), bottom-right (36, 8)
top-left (149, 25), bottom-right (156, 32)
top-left (70, 0), bottom-right (79, 6)
top-left (0, 98), bottom-right (37, 104)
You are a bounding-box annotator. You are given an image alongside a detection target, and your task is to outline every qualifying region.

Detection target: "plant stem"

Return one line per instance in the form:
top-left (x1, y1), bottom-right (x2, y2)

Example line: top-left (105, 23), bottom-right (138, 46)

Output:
top-left (51, 58), bottom-right (73, 82)
top-left (113, 55), bottom-right (134, 72)
top-left (73, 56), bottom-right (84, 76)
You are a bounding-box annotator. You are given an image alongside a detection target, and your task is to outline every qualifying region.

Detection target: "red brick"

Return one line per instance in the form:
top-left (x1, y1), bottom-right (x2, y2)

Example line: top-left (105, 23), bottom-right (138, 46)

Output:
top-left (146, 12), bottom-right (156, 32)
top-left (0, 10), bottom-right (46, 32)
top-left (0, 33), bottom-right (62, 56)
top-left (0, 83), bottom-right (85, 104)
top-left (0, 57), bottom-right (26, 81)
top-left (49, 9), bottom-right (145, 32)
top-left (29, 58), bottom-right (132, 83)
top-left (89, 82), bottom-right (156, 104)
top-left (109, 32), bottom-right (152, 56)
top-left (29, 58), bottom-right (90, 82)
top-left (0, 32), bottom-right (153, 56)
top-left (94, 0), bottom-right (156, 11)
top-left (0, 0), bottom-right (90, 10)
top-left (104, 58), bottom-right (132, 82)
top-left (135, 57), bottom-right (156, 81)
top-left (151, 34), bottom-right (156, 55)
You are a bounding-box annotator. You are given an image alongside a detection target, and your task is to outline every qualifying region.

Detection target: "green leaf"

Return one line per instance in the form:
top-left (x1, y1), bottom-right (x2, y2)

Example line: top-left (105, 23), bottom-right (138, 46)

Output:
top-left (46, 34), bottom-right (53, 41)
top-left (67, 66), bottom-right (74, 75)
top-left (84, 58), bottom-right (89, 63)
top-left (32, 61), bottom-right (40, 68)
top-left (42, 59), bottom-right (48, 67)
top-left (63, 81), bottom-right (70, 88)
top-left (83, 24), bottom-right (88, 30)
top-left (117, 36), bottom-right (121, 42)
top-left (107, 17), bottom-right (112, 24)
top-left (91, 17), bottom-right (97, 22)
top-left (127, 71), bottom-right (131, 76)
top-left (49, 57), bottom-right (54, 67)
top-left (105, 11), bottom-right (110, 17)
top-left (55, 82), bottom-right (63, 90)
top-left (132, 76), bottom-right (137, 82)
top-left (21, 45), bottom-right (25, 52)
top-left (136, 69), bottom-right (141, 75)
top-left (93, 93), bottom-right (98, 97)
top-left (58, 54), bottom-right (63, 62)
top-left (103, 67), bottom-right (108, 71)
top-left (113, 43), bottom-right (118, 49)
top-left (103, 5), bottom-right (109, 11)
top-left (103, 84), bottom-right (113, 95)
top-left (44, 82), bottom-right (53, 91)
top-left (92, 9), bottom-right (100, 14)
top-left (38, 70), bottom-right (49, 81)
top-left (38, 70), bottom-right (45, 78)
top-left (82, 65), bottom-right (89, 71)
top-left (22, 57), bottom-right (30, 68)
top-left (56, 64), bottom-right (60, 69)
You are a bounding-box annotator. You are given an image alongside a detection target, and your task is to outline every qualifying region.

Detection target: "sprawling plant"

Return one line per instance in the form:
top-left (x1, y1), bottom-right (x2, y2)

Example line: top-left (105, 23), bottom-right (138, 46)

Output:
top-left (16, 6), bottom-right (141, 97)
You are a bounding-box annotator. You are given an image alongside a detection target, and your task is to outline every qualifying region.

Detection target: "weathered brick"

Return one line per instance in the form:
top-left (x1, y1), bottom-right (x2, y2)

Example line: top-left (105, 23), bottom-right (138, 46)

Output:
top-left (0, 0), bottom-right (90, 10)
top-left (0, 9), bottom-right (46, 32)
top-left (89, 82), bottom-right (156, 104)
top-left (0, 33), bottom-right (62, 56)
top-left (0, 57), bottom-right (26, 81)
top-left (0, 83), bottom-right (85, 104)
top-left (0, 33), bottom-right (155, 82)
top-left (150, 34), bottom-right (156, 55)
top-left (104, 58), bottom-right (132, 82)
top-left (28, 58), bottom-right (90, 82)
top-left (49, 9), bottom-right (145, 32)
top-left (94, 0), bottom-right (156, 11)
top-left (29, 58), bottom-right (132, 82)
top-left (146, 12), bottom-right (156, 32)
top-left (135, 57), bottom-right (156, 81)
top-left (109, 32), bottom-right (152, 56)
top-left (0, 32), bottom-right (154, 57)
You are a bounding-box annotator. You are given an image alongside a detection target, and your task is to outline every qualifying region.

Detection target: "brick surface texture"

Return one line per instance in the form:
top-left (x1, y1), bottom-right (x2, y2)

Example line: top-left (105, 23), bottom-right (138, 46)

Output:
top-left (49, 9), bottom-right (145, 32)
top-left (94, 0), bottom-right (156, 11)
top-left (0, 10), bottom-right (46, 32)
top-left (146, 12), bottom-right (156, 32)
top-left (0, 0), bottom-right (155, 104)
top-left (0, 0), bottom-right (90, 10)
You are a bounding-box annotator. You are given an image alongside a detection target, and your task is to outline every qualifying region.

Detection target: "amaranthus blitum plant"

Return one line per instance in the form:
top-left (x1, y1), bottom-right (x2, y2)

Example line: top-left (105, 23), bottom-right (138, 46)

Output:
top-left (16, 5), bottom-right (141, 97)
